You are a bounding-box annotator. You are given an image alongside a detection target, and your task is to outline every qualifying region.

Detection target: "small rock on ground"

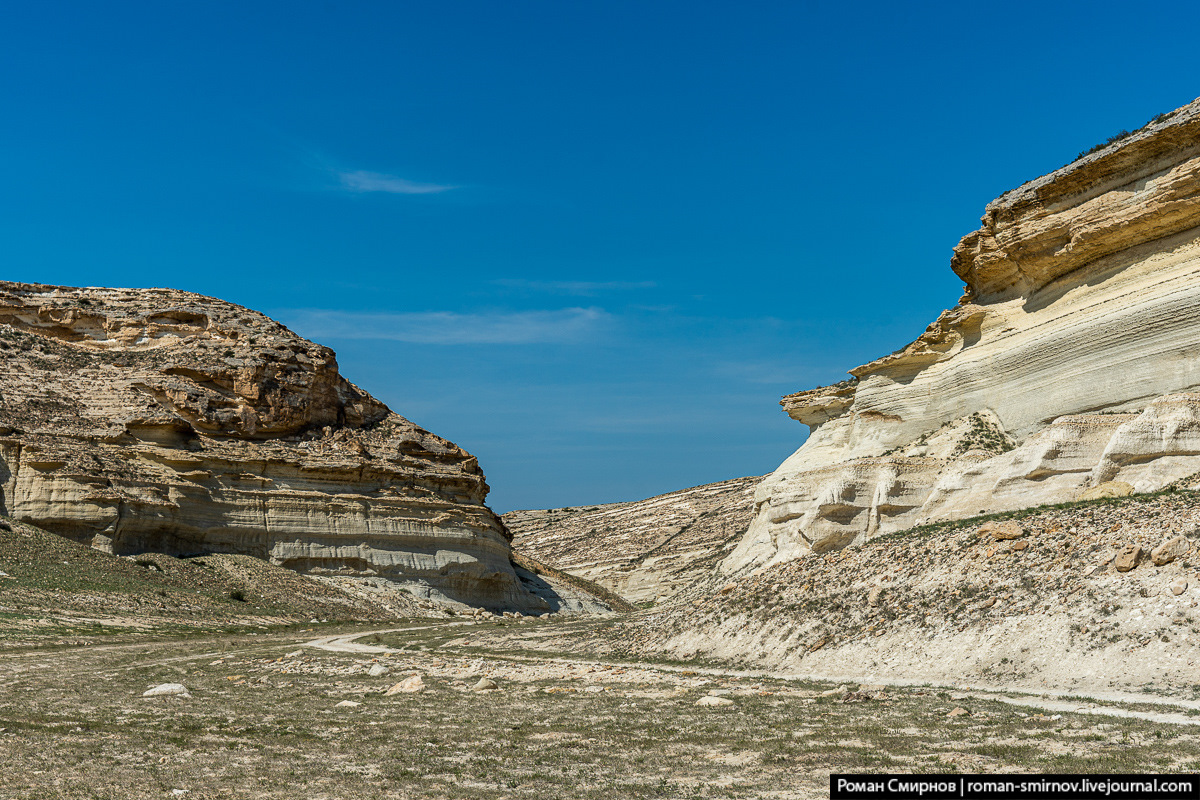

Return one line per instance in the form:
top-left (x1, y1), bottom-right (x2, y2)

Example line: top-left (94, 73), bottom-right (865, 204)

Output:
top-left (142, 683), bottom-right (191, 699)
top-left (1114, 545), bottom-right (1143, 572)
top-left (1152, 535), bottom-right (1192, 566)
top-left (696, 696), bottom-right (735, 707)
top-left (981, 521), bottom-right (1024, 540)
top-left (384, 675), bottom-right (425, 695)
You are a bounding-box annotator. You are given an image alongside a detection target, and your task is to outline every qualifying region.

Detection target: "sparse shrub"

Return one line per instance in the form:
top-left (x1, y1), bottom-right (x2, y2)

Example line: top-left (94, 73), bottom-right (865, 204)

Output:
top-left (1071, 109), bottom-right (1175, 164)
top-left (1076, 129), bottom-right (1133, 161)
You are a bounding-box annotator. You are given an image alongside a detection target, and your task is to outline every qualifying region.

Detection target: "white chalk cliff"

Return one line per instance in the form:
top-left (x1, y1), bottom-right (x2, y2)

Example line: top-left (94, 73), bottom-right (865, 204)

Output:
top-left (726, 96), bottom-right (1200, 573)
top-left (0, 282), bottom-right (551, 610)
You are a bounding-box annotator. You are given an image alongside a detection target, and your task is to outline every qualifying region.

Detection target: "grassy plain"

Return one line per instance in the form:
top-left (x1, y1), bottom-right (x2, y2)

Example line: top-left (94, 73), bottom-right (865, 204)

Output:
top-left (2, 618), bottom-right (1200, 799)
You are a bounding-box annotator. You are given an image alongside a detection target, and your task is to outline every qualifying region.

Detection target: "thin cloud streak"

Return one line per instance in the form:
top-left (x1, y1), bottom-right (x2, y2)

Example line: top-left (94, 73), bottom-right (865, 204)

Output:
top-left (337, 170), bottom-right (457, 194)
top-left (278, 307), bottom-right (611, 344)
top-left (492, 278), bottom-right (655, 296)
top-left (711, 360), bottom-right (814, 385)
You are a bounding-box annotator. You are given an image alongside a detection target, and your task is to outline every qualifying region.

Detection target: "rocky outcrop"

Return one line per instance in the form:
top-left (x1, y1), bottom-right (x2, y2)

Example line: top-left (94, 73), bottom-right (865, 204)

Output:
top-left (506, 477), bottom-right (759, 604)
top-left (729, 96), bottom-right (1200, 573)
top-left (0, 281), bottom-right (545, 610)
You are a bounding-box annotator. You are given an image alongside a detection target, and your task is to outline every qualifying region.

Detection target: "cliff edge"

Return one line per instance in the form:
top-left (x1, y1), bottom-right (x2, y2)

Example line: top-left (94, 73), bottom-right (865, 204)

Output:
top-left (728, 96), bottom-right (1200, 572)
top-left (0, 281), bottom-right (547, 611)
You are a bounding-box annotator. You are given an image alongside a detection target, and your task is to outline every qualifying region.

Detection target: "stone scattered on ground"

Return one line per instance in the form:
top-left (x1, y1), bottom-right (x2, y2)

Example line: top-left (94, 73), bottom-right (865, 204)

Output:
top-left (384, 675), bottom-right (425, 695)
top-left (368, 663), bottom-right (389, 677)
top-left (15, 615), bottom-right (1195, 800)
top-left (1115, 545), bottom-right (1143, 572)
top-left (981, 521), bottom-right (1024, 541)
top-left (1152, 535), bottom-right (1192, 566)
top-left (142, 683), bottom-right (191, 699)
top-left (473, 677), bottom-right (499, 692)
top-left (604, 488), bottom-right (1200, 695)
top-left (696, 695), bottom-right (735, 707)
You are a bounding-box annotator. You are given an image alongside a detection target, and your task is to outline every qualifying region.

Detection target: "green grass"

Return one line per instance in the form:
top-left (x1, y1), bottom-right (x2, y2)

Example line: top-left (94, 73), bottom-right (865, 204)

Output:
top-left (6, 616), bottom-right (1200, 798)
top-left (0, 515), bottom-right (399, 646)
top-left (873, 484), bottom-right (1200, 545)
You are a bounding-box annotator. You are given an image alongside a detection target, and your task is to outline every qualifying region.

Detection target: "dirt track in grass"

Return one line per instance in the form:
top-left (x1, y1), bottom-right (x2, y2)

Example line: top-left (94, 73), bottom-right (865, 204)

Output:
top-left (4, 618), bottom-right (1200, 800)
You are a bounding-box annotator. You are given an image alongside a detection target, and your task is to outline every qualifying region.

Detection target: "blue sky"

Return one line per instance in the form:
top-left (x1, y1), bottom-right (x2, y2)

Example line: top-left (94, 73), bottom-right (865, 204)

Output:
top-left (4, 1), bottom-right (1199, 511)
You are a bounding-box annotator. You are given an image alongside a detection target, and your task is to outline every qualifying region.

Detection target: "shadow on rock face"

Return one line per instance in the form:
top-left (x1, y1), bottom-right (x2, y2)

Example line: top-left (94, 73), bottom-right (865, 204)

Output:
top-left (511, 564), bottom-right (617, 615)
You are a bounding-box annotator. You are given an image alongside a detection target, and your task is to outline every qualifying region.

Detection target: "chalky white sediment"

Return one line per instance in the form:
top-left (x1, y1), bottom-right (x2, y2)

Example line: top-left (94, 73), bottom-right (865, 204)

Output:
top-left (726, 96), bottom-right (1200, 572)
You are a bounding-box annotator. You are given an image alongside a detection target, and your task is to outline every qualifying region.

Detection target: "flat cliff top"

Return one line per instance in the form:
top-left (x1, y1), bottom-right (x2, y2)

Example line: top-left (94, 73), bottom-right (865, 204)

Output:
top-left (951, 96), bottom-right (1200, 302)
top-left (992, 97), bottom-right (1200, 213)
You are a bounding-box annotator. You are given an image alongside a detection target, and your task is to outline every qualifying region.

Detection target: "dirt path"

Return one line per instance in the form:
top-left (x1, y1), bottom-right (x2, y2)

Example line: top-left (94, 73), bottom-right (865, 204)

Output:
top-left (301, 622), bottom-right (473, 654)
top-left (309, 624), bottom-right (1200, 728)
top-left (6, 620), bottom-right (1199, 729)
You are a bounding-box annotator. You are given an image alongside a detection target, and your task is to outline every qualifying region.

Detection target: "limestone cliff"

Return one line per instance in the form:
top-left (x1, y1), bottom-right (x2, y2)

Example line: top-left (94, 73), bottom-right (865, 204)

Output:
top-left (728, 96), bottom-right (1200, 572)
top-left (0, 281), bottom-right (541, 610)
top-left (506, 476), bottom-right (759, 604)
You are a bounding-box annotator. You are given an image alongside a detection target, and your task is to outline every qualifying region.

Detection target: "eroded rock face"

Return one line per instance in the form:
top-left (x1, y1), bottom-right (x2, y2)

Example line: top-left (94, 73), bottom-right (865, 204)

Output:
top-left (505, 477), bottom-right (759, 604)
top-left (728, 96), bottom-right (1200, 573)
top-left (0, 281), bottom-right (540, 610)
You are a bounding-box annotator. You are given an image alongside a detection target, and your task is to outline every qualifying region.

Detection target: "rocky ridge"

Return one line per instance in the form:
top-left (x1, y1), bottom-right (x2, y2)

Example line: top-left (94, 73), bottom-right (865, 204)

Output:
top-left (730, 96), bottom-right (1200, 572)
top-left (0, 281), bottom-right (555, 611)
top-left (505, 476), bottom-right (759, 604)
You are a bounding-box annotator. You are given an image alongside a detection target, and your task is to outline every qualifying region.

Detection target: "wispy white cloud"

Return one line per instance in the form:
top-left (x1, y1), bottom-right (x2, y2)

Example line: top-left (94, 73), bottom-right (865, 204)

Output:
top-left (337, 170), bottom-right (457, 195)
top-left (278, 307), bottom-right (610, 345)
top-left (711, 360), bottom-right (809, 385)
top-left (492, 278), bottom-right (656, 296)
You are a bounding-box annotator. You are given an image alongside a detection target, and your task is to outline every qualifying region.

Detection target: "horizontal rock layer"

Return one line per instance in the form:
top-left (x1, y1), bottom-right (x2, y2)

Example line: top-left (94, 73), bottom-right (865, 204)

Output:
top-left (0, 281), bottom-right (546, 610)
top-left (729, 96), bottom-right (1200, 573)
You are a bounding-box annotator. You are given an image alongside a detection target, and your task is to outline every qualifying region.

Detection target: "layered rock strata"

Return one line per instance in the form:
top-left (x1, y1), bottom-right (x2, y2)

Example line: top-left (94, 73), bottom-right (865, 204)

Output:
top-left (0, 281), bottom-right (542, 610)
top-left (728, 96), bottom-right (1200, 573)
top-left (506, 476), bottom-right (759, 603)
